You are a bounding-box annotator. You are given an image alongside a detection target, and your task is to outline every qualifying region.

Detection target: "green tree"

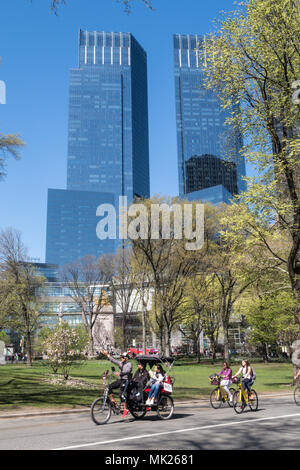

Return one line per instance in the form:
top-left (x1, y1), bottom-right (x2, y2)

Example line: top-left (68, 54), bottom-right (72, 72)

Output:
top-left (243, 291), bottom-right (297, 361)
top-left (129, 196), bottom-right (198, 355)
top-left (0, 330), bottom-right (10, 345)
top-left (0, 228), bottom-right (45, 366)
top-left (203, 0), bottom-right (300, 308)
top-left (179, 274), bottom-right (221, 363)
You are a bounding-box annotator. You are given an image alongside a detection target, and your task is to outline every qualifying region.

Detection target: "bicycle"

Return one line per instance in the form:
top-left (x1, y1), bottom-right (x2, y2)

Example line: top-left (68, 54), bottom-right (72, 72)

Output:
top-left (209, 374), bottom-right (236, 409)
top-left (232, 377), bottom-right (258, 414)
top-left (294, 384), bottom-right (300, 406)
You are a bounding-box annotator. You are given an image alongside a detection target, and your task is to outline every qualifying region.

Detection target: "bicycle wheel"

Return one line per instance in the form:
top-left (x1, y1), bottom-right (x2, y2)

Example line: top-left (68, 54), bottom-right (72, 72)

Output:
top-left (91, 396), bottom-right (111, 425)
top-left (227, 388), bottom-right (236, 407)
top-left (129, 403), bottom-right (147, 419)
top-left (157, 395), bottom-right (174, 420)
top-left (210, 388), bottom-right (222, 409)
top-left (248, 389), bottom-right (258, 411)
top-left (233, 390), bottom-right (245, 414)
top-left (294, 386), bottom-right (300, 406)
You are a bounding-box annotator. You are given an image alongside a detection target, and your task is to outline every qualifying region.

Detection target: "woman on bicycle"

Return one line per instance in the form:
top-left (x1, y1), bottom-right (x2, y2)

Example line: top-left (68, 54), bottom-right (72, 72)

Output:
top-left (232, 359), bottom-right (254, 399)
top-left (217, 361), bottom-right (233, 402)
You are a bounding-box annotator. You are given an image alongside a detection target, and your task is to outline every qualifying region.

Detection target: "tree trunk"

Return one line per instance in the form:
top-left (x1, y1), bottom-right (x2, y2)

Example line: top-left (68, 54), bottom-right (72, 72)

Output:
top-left (212, 347), bottom-right (216, 364)
top-left (263, 343), bottom-right (269, 363)
top-left (209, 338), bottom-right (216, 364)
top-left (142, 307), bottom-right (147, 354)
top-left (165, 330), bottom-right (171, 357)
top-left (122, 311), bottom-right (127, 352)
top-left (222, 321), bottom-right (230, 363)
top-left (26, 330), bottom-right (32, 366)
top-left (88, 327), bottom-right (95, 357)
top-left (196, 334), bottom-right (201, 364)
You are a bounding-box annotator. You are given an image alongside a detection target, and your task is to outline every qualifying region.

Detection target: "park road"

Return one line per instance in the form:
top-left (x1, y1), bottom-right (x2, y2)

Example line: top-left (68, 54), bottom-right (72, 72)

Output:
top-left (0, 394), bottom-right (299, 450)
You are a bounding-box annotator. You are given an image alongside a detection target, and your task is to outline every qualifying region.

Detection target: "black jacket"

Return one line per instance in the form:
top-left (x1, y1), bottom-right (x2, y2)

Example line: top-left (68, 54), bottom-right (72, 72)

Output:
top-left (132, 369), bottom-right (149, 387)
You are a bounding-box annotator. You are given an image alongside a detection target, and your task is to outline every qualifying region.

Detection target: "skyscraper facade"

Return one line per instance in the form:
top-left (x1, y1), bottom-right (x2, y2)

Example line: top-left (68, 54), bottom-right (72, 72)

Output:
top-left (67, 30), bottom-right (150, 200)
top-left (46, 31), bottom-right (150, 267)
top-left (173, 34), bottom-right (246, 204)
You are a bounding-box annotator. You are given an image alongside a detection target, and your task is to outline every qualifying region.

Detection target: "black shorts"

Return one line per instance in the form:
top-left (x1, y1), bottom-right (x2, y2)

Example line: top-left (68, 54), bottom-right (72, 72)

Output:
top-left (108, 379), bottom-right (129, 402)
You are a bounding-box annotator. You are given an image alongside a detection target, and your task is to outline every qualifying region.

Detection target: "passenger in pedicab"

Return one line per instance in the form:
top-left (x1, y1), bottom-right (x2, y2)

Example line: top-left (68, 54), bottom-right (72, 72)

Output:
top-left (146, 364), bottom-right (165, 405)
top-left (128, 360), bottom-right (149, 403)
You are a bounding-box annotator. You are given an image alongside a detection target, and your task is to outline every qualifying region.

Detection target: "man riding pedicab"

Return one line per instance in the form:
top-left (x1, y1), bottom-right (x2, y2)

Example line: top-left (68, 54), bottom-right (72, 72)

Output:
top-left (102, 350), bottom-right (132, 418)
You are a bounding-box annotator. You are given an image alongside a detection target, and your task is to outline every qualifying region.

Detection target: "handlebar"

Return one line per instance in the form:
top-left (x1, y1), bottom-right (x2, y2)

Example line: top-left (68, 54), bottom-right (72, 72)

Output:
top-left (101, 367), bottom-right (118, 385)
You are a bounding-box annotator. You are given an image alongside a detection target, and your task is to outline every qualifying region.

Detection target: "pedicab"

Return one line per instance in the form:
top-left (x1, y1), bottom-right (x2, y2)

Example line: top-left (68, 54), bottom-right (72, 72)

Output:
top-left (90, 355), bottom-right (175, 425)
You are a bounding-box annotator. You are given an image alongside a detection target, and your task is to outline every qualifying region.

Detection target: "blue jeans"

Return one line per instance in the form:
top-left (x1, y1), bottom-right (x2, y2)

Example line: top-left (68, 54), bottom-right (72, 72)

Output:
top-left (242, 378), bottom-right (253, 393)
top-left (148, 383), bottom-right (162, 400)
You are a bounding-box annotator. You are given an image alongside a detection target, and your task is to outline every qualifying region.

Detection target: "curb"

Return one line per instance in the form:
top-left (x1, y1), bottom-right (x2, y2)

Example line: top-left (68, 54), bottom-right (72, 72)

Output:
top-left (0, 392), bottom-right (294, 420)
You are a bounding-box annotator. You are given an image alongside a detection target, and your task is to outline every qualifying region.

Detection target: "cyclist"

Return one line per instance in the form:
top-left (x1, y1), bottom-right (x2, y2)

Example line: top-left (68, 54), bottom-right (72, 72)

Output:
top-left (232, 359), bottom-right (254, 399)
top-left (294, 370), bottom-right (300, 382)
top-left (102, 350), bottom-right (132, 418)
top-left (217, 361), bottom-right (233, 402)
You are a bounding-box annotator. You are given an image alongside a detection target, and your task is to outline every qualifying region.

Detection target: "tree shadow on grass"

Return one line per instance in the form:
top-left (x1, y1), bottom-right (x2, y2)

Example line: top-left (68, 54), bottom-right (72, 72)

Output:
top-left (0, 385), bottom-right (100, 408)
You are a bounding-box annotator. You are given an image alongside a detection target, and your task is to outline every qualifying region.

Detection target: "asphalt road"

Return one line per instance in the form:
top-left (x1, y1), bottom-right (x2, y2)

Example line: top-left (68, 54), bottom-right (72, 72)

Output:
top-left (0, 394), bottom-right (300, 450)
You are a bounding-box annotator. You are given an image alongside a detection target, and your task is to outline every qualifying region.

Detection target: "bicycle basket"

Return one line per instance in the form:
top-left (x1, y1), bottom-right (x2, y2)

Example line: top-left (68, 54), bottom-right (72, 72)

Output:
top-left (231, 377), bottom-right (240, 384)
top-left (209, 374), bottom-right (220, 386)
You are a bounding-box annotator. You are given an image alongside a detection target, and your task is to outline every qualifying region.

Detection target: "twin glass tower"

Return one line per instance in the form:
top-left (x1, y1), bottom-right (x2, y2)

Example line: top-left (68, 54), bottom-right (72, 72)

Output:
top-left (174, 34), bottom-right (246, 204)
top-left (46, 31), bottom-right (150, 266)
top-left (45, 31), bottom-right (246, 267)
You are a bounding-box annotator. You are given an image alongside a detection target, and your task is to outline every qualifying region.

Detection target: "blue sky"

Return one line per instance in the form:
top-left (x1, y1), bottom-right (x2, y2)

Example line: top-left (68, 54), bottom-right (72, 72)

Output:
top-left (0, 0), bottom-right (251, 261)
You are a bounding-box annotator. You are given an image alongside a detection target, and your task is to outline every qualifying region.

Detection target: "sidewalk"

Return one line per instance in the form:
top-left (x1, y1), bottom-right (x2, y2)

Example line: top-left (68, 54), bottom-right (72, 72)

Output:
top-left (0, 391), bottom-right (294, 419)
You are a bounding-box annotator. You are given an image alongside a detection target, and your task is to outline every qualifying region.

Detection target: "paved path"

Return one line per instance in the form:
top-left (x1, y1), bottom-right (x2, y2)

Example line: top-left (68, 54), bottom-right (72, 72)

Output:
top-left (0, 394), bottom-right (299, 450)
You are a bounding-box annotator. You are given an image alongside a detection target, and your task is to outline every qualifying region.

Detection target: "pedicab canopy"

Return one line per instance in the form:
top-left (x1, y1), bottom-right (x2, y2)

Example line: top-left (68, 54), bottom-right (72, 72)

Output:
top-left (134, 355), bottom-right (175, 367)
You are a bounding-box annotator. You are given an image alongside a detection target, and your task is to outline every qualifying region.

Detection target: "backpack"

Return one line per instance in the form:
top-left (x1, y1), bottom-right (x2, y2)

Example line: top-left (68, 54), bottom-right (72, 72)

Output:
top-left (251, 367), bottom-right (256, 381)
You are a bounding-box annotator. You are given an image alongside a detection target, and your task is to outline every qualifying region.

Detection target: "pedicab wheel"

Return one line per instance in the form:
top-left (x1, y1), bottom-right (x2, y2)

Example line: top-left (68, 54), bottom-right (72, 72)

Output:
top-left (129, 405), bottom-right (147, 419)
top-left (157, 395), bottom-right (174, 420)
top-left (210, 388), bottom-right (222, 409)
top-left (233, 390), bottom-right (245, 414)
top-left (248, 389), bottom-right (258, 411)
top-left (227, 388), bottom-right (236, 408)
top-left (91, 397), bottom-right (111, 425)
top-left (294, 386), bottom-right (300, 406)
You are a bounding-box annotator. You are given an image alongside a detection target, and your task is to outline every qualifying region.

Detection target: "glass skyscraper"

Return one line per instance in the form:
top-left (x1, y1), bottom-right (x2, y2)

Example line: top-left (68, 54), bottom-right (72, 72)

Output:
top-left (173, 34), bottom-right (246, 204)
top-left (46, 30), bottom-right (150, 266)
top-left (67, 30), bottom-right (150, 199)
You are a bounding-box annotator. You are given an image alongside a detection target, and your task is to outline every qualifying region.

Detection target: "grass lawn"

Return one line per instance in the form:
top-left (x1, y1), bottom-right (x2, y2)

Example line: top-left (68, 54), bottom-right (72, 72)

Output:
top-left (0, 359), bottom-right (295, 411)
